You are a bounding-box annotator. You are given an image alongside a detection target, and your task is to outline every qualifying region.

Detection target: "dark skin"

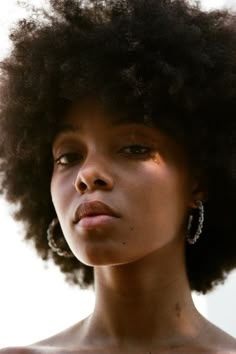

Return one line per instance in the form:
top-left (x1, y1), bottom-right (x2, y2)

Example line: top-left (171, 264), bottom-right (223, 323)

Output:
top-left (2, 98), bottom-right (236, 353)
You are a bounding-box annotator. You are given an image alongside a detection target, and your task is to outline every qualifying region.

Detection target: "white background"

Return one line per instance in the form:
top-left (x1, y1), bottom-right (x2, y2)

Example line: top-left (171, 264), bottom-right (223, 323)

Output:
top-left (0, 0), bottom-right (236, 348)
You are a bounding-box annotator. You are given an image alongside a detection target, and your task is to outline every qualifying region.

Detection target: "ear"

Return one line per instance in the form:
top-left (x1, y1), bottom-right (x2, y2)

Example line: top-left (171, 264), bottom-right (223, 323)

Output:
top-left (189, 174), bottom-right (208, 209)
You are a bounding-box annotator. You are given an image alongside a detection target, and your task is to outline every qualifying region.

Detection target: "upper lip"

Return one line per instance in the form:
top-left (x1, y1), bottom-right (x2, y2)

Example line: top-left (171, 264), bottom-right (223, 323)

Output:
top-left (73, 201), bottom-right (119, 223)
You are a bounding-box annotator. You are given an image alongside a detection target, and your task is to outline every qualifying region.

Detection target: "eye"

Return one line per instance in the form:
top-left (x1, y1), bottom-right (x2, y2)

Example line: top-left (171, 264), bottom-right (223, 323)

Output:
top-left (54, 152), bottom-right (82, 166)
top-left (120, 144), bottom-right (153, 156)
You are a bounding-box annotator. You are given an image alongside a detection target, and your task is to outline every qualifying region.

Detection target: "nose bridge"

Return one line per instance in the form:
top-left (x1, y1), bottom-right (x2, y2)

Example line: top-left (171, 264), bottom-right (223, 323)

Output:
top-left (81, 147), bottom-right (108, 172)
top-left (74, 144), bottom-right (114, 192)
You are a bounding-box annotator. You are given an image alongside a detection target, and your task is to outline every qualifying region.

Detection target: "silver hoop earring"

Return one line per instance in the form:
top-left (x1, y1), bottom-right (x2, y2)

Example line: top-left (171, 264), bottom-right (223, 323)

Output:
top-left (47, 218), bottom-right (74, 258)
top-left (187, 200), bottom-right (204, 245)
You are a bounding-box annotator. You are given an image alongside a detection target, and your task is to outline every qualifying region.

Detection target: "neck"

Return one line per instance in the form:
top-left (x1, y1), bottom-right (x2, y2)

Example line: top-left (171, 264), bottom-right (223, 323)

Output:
top-left (83, 241), bottom-right (204, 349)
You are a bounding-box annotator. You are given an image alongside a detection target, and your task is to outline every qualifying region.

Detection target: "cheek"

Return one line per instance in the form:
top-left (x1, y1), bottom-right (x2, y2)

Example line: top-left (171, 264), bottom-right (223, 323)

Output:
top-left (126, 164), bottom-right (190, 244)
top-left (50, 173), bottom-right (74, 218)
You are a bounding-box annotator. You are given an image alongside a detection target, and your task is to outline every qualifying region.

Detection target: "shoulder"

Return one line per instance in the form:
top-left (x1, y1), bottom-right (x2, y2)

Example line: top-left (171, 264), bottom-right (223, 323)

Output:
top-left (0, 347), bottom-right (68, 354)
top-left (0, 348), bottom-right (34, 354)
top-left (209, 323), bottom-right (236, 351)
top-left (0, 347), bottom-right (88, 354)
top-left (0, 321), bottom-right (85, 354)
top-left (191, 318), bottom-right (236, 353)
top-left (0, 347), bottom-right (64, 354)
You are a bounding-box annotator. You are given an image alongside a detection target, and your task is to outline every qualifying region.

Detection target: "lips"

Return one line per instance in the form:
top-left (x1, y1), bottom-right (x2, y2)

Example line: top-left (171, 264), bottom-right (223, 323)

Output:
top-left (73, 200), bottom-right (119, 224)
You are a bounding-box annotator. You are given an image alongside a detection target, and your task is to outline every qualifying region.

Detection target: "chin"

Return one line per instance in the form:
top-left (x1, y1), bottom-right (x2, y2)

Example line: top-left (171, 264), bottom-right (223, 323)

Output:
top-left (74, 253), bottom-right (127, 267)
top-left (72, 246), bottom-right (146, 267)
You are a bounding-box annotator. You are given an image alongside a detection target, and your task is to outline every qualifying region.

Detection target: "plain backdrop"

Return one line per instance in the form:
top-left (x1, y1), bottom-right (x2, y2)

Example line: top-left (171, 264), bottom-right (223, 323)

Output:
top-left (0, 0), bottom-right (236, 348)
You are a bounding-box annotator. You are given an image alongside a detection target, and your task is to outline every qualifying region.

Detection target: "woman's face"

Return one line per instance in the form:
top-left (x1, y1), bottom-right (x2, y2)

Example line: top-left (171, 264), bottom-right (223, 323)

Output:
top-left (51, 98), bottom-right (201, 266)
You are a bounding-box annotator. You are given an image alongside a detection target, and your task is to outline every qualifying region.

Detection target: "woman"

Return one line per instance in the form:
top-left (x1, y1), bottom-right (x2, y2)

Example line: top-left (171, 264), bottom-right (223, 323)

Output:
top-left (0, 0), bottom-right (236, 352)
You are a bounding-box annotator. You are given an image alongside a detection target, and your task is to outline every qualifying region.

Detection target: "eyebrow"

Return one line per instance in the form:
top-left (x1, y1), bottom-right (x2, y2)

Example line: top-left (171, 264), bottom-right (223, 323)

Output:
top-left (54, 116), bottom-right (154, 141)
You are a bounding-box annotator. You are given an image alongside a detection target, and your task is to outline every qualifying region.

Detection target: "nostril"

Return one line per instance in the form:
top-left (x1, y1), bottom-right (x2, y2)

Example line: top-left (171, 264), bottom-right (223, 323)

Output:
top-left (79, 181), bottom-right (87, 190)
top-left (94, 179), bottom-right (106, 186)
top-left (73, 178), bottom-right (108, 192)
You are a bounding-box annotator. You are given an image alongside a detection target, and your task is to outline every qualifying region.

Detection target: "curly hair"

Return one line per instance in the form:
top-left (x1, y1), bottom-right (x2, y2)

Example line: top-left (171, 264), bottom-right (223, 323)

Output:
top-left (0, 0), bottom-right (236, 294)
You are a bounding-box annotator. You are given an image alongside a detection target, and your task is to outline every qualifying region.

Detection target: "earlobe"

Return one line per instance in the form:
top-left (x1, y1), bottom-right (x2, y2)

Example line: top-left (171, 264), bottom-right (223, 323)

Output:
top-left (189, 180), bottom-right (207, 209)
top-left (189, 197), bottom-right (204, 209)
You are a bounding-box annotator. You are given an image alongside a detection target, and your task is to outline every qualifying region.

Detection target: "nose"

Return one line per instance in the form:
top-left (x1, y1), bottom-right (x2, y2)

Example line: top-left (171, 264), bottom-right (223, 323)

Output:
top-left (73, 155), bottom-right (114, 194)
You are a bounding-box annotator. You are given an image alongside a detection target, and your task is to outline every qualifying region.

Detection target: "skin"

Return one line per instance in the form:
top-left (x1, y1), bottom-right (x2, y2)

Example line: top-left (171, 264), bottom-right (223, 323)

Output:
top-left (2, 98), bottom-right (236, 353)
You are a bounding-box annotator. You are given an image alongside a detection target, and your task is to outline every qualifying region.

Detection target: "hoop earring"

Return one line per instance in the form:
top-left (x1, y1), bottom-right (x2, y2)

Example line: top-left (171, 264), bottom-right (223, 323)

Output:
top-left (187, 200), bottom-right (204, 245)
top-left (47, 218), bottom-right (74, 258)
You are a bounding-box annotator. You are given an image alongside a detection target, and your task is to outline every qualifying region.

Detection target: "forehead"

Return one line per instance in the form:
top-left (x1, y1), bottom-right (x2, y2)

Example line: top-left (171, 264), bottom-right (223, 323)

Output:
top-left (54, 97), bottom-right (184, 148)
top-left (59, 96), bottom-right (155, 129)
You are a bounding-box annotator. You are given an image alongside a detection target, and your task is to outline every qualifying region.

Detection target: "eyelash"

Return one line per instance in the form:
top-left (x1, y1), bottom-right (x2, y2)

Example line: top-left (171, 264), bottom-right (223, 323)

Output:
top-left (54, 145), bottom-right (154, 166)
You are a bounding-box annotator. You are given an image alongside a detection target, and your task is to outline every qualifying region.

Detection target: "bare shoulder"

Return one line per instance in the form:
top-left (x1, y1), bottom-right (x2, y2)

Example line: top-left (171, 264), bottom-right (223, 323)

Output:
top-left (26, 319), bottom-right (85, 349)
top-left (0, 320), bottom-right (87, 354)
top-left (0, 347), bottom-right (56, 354)
top-left (197, 318), bottom-right (236, 353)
top-left (0, 347), bottom-right (90, 354)
top-left (0, 348), bottom-right (35, 354)
top-left (0, 347), bottom-right (70, 354)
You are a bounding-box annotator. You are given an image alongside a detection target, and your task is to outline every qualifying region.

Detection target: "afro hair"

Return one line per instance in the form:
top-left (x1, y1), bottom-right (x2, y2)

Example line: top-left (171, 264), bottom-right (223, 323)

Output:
top-left (1, 0), bottom-right (236, 293)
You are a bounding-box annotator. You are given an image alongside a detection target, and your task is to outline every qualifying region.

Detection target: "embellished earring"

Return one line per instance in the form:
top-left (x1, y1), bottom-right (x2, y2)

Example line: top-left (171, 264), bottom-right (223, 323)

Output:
top-left (47, 218), bottom-right (74, 257)
top-left (187, 200), bottom-right (204, 245)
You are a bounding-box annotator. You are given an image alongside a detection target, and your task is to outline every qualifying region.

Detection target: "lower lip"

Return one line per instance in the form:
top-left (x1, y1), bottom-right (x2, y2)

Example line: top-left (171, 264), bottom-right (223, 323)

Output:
top-left (78, 215), bottom-right (117, 228)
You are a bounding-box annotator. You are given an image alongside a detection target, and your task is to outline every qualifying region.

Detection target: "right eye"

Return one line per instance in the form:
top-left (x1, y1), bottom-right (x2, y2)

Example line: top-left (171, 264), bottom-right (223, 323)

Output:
top-left (54, 153), bottom-right (82, 166)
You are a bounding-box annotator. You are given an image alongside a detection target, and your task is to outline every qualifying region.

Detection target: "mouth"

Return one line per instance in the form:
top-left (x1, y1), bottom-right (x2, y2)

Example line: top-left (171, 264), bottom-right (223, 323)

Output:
top-left (73, 200), bottom-right (120, 224)
top-left (78, 214), bottom-right (118, 228)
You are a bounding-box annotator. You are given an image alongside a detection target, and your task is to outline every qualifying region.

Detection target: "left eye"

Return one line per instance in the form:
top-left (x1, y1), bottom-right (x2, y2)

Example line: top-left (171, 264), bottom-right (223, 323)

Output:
top-left (54, 153), bottom-right (82, 166)
top-left (121, 145), bottom-right (151, 154)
